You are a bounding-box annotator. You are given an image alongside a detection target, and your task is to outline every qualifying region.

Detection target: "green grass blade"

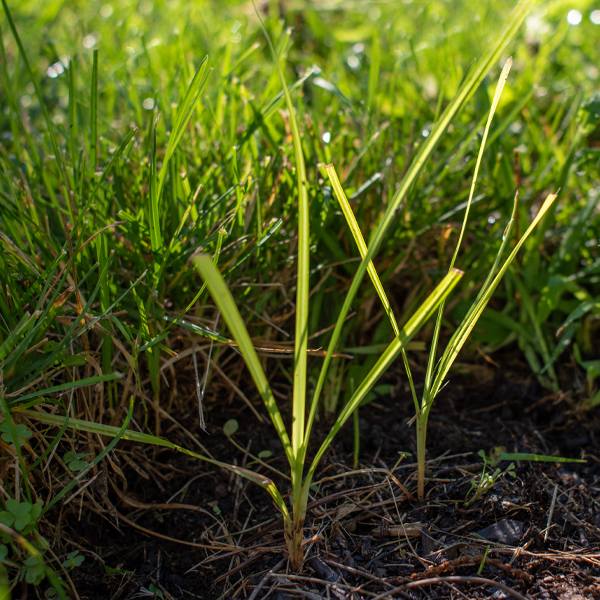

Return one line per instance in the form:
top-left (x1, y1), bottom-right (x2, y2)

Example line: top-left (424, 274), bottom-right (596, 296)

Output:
top-left (156, 58), bottom-right (210, 200)
top-left (0, 312), bottom-right (36, 362)
top-left (18, 406), bottom-right (290, 520)
top-left (252, 1), bottom-right (309, 466)
top-left (193, 254), bottom-right (293, 466)
top-left (311, 0), bottom-right (536, 417)
top-left (91, 48), bottom-right (98, 172)
top-left (430, 193), bottom-right (558, 401)
top-left (423, 57), bottom-right (513, 406)
top-left (367, 29), bottom-right (380, 112)
top-left (499, 452), bottom-right (585, 463)
top-left (149, 123), bottom-right (161, 257)
top-left (68, 56), bottom-right (78, 177)
top-left (72, 128), bottom-right (137, 234)
top-left (8, 373), bottom-right (122, 406)
top-left (308, 268), bottom-right (464, 477)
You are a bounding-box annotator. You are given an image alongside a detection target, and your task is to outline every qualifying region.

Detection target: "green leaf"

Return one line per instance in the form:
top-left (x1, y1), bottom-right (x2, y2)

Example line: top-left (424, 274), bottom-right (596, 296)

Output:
top-left (0, 513), bottom-right (14, 529)
top-left (193, 255), bottom-right (292, 467)
top-left (14, 513), bottom-right (32, 531)
top-left (62, 551), bottom-right (84, 569)
top-left (61, 355), bottom-right (87, 368)
top-left (0, 422), bottom-right (31, 447)
top-left (67, 460), bottom-right (89, 472)
top-left (499, 452), bottom-right (585, 464)
top-left (63, 451), bottom-right (89, 472)
top-left (223, 419), bottom-right (239, 437)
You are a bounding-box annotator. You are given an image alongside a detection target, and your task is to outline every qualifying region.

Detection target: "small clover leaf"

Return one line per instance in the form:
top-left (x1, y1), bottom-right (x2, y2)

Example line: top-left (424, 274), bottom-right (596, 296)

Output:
top-left (0, 421), bottom-right (32, 447)
top-left (64, 451), bottom-right (90, 472)
top-left (62, 550), bottom-right (84, 570)
top-left (0, 510), bottom-right (15, 529)
top-left (0, 545), bottom-right (8, 562)
top-left (1, 500), bottom-right (42, 535)
top-left (22, 555), bottom-right (45, 585)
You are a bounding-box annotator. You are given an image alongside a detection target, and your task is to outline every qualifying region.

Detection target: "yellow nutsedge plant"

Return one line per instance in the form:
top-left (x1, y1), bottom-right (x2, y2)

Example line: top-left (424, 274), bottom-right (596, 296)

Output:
top-left (327, 56), bottom-right (558, 500)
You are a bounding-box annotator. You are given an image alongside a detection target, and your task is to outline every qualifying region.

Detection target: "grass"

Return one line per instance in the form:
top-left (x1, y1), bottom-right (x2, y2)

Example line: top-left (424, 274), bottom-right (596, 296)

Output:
top-left (0, 0), bottom-right (599, 592)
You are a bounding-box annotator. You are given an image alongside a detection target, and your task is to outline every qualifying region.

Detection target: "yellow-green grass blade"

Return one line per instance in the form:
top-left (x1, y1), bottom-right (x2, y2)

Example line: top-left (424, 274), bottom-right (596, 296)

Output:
top-left (319, 164), bottom-right (421, 438)
top-left (17, 404), bottom-right (290, 521)
top-left (7, 373), bottom-right (123, 407)
top-left (153, 228), bottom-right (228, 348)
top-left (423, 57), bottom-right (513, 406)
top-left (325, 165), bottom-right (399, 337)
top-left (500, 452), bottom-right (584, 463)
top-left (311, 0), bottom-right (536, 418)
top-left (430, 193), bottom-right (558, 403)
top-left (307, 268), bottom-right (464, 478)
top-left (450, 57), bottom-right (513, 271)
top-left (157, 57), bottom-right (210, 201)
top-left (193, 254), bottom-right (293, 467)
top-left (252, 1), bottom-right (309, 466)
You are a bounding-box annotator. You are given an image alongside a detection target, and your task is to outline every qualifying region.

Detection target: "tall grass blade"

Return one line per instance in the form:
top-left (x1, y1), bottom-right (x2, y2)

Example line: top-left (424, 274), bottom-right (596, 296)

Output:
top-left (251, 1), bottom-right (310, 471)
top-left (325, 165), bottom-right (399, 336)
top-left (430, 193), bottom-right (558, 401)
top-left (18, 405), bottom-right (290, 520)
top-left (307, 268), bottom-right (464, 476)
top-left (423, 57), bottom-right (513, 406)
top-left (156, 58), bottom-right (210, 200)
top-left (311, 0), bottom-right (536, 419)
top-left (193, 255), bottom-right (292, 466)
top-left (322, 164), bottom-right (420, 432)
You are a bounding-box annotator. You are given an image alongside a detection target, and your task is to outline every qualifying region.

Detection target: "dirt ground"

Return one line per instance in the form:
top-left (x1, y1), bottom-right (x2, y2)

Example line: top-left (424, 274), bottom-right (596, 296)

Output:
top-left (35, 347), bottom-right (600, 600)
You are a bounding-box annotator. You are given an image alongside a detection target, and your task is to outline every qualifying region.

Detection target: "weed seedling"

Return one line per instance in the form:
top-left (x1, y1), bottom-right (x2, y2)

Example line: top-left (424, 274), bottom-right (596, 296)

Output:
top-left (464, 450), bottom-right (516, 507)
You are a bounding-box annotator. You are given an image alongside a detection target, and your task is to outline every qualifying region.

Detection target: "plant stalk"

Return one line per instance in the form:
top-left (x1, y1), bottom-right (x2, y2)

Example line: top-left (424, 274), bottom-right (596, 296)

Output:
top-left (416, 411), bottom-right (429, 500)
top-left (286, 475), bottom-right (312, 571)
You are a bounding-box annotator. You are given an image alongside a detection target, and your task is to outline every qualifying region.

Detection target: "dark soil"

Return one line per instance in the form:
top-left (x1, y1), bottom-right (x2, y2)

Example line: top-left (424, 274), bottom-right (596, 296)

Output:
top-left (35, 349), bottom-right (600, 599)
